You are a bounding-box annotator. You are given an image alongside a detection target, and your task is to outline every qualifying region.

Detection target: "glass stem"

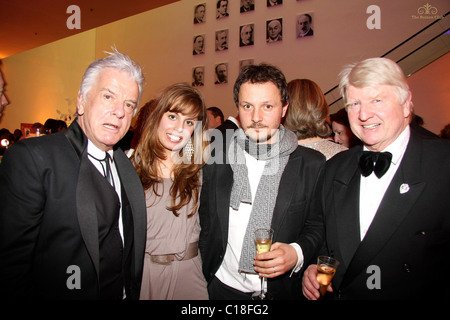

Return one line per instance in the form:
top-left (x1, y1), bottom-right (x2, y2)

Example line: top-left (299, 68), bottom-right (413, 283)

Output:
top-left (261, 276), bottom-right (266, 298)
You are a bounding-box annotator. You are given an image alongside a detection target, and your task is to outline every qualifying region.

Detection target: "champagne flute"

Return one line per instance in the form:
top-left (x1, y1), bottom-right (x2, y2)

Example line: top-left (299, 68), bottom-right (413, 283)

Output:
top-left (252, 228), bottom-right (274, 300)
top-left (316, 256), bottom-right (339, 299)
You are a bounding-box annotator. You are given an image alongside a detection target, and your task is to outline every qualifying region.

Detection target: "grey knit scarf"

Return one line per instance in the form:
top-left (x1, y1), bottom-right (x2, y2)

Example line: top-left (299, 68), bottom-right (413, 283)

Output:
top-left (227, 125), bottom-right (298, 274)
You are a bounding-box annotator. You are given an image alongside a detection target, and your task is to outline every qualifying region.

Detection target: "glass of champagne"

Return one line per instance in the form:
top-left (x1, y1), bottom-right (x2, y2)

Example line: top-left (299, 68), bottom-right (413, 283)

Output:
top-left (316, 256), bottom-right (339, 299)
top-left (252, 228), bottom-right (274, 300)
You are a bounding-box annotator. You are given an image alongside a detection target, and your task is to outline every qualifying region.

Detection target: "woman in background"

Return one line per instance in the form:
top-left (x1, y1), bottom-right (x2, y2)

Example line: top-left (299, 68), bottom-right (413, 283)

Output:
top-left (330, 107), bottom-right (361, 148)
top-left (132, 83), bottom-right (208, 299)
top-left (284, 78), bottom-right (347, 160)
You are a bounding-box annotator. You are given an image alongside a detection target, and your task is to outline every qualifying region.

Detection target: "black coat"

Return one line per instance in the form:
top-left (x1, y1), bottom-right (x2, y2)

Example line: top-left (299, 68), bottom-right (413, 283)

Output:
top-left (322, 128), bottom-right (450, 299)
top-left (199, 144), bottom-right (325, 299)
top-left (0, 121), bottom-right (147, 299)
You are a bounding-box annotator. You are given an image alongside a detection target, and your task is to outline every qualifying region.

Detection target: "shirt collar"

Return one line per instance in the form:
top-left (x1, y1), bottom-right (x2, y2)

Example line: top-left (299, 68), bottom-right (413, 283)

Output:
top-left (363, 125), bottom-right (410, 165)
top-left (87, 140), bottom-right (113, 160)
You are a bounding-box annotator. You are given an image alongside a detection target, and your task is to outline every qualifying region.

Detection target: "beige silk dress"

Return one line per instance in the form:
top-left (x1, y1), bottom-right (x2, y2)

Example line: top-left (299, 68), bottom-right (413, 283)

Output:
top-left (139, 178), bottom-right (208, 300)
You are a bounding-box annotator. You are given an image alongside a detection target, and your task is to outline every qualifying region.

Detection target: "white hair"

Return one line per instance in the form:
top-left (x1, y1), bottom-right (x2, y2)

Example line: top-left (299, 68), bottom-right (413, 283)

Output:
top-left (339, 57), bottom-right (410, 105)
top-left (78, 49), bottom-right (145, 115)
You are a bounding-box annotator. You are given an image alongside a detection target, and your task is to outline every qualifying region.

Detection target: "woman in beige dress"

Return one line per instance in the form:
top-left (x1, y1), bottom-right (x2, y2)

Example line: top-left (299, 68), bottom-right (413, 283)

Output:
top-left (132, 83), bottom-right (209, 299)
top-left (284, 79), bottom-right (347, 160)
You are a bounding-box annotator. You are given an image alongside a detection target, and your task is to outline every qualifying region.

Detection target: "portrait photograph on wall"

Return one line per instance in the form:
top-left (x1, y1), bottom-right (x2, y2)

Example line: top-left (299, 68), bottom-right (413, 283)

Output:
top-left (192, 66), bottom-right (205, 87)
top-left (214, 62), bottom-right (228, 84)
top-left (267, 0), bottom-right (282, 7)
top-left (239, 24), bottom-right (254, 47)
top-left (216, 0), bottom-right (229, 19)
top-left (215, 29), bottom-right (229, 51)
top-left (194, 3), bottom-right (206, 24)
top-left (296, 12), bottom-right (314, 38)
top-left (239, 59), bottom-right (254, 72)
top-left (240, 0), bottom-right (255, 13)
top-left (193, 34), bottom-right (205, 55)
top-left (266, 18), bottom-right (282, 42)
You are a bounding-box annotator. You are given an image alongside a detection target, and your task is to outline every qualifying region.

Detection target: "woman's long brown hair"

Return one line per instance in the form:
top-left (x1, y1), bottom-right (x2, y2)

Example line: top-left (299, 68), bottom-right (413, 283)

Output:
top-left (131, 83), bottom-right (208, 216)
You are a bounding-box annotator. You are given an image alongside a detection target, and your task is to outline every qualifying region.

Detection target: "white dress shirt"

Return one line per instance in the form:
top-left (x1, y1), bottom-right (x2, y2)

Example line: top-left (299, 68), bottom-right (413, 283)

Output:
top-left (216, 151), bottom-right (303, 292)
top-left (359, 126), bottom-right (410, 240)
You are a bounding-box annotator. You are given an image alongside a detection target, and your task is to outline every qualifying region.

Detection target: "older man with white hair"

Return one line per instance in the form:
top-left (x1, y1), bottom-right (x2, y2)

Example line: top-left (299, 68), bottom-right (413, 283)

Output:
top-left (0, 50), bottom-right (147, 300)
top-left (302, 57), bottom-right (450, 300)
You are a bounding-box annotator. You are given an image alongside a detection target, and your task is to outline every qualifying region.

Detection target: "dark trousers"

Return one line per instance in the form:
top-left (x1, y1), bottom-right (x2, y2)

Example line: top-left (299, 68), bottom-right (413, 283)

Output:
top-left (208, 276), bottom-right (253, 300)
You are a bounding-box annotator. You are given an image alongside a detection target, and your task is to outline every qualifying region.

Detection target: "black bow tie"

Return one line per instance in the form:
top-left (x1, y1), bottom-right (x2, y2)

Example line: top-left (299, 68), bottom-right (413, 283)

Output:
top-left (358, 151), bottom-right (392, 178)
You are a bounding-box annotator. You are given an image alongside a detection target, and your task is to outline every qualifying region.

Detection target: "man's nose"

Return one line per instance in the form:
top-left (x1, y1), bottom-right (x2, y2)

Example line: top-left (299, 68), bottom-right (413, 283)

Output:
top-left (251, 108), bottom-right (262, 123)
top-left (112, 102), bottom-right (126, 119)
top-left (1, 94), bottom-right (9, 107)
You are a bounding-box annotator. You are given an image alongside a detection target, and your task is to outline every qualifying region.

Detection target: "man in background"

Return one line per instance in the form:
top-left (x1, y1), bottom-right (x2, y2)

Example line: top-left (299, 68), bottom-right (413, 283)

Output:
top-left (207, 106), bottom-right (224, 129)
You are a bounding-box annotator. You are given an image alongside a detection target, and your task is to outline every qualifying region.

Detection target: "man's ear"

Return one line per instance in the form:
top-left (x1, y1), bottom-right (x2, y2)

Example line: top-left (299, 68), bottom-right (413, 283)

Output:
top-left (76, 93), bottom-right (85, 116)
top-left (403, 90), bottom-right (412, 119)
top-left (282, 102), bottom-right (289, 118)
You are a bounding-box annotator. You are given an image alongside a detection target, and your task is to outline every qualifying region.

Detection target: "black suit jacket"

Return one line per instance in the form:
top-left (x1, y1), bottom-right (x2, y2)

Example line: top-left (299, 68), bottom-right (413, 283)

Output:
top-left (0, 121), bottom-right (147, 299)
top-left (199, 144), bottom-right (326, 299)
top-left (322, 128), bottom-right (450, 299)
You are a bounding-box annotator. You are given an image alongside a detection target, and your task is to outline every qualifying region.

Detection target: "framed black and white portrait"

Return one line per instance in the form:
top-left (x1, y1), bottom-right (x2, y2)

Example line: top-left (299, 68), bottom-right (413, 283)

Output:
top-left (194, 3), bottom-right (206, 24)
top-left (216, 0), bottom-right (229, 19)
top-left (267, 0), bottom-right (282, 7)
top-left (239, 24), bottom-right (254, 47)
top-left (215, 29), bottom-right (229, 51)
top-left (193, 34), bottom-right (205, 55)
top-left (266, 18), bottom-right (282, 43)
top-left (239, 59), bottom-right (254, 72)
top-left (296, 13), bottom-right (314, 38)
top-left (192, 66), bottom-right (205, 87)
top-left (240, 0), bottom-right (254, 13)
top-left (214, 62), bottom-right (228, 84)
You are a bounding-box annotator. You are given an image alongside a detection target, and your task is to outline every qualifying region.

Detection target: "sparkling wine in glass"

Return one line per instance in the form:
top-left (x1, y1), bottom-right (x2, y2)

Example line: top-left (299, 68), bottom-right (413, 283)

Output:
top-left (252, 228), bottom-right (274, 300)
top-left (316, 256), bottom-right (339, 299)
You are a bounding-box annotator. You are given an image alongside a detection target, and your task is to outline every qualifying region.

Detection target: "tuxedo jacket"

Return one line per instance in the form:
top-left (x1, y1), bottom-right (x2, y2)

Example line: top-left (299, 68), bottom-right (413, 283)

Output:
top-left (322, 128), bottom-right (450, 299)
top-left (207, 119), bottom-right (239, 161)
top-left (216, 119), bottom-right (239, 134)
top-left (0, 121), bottom-right (147, 299)
top-left (199, 145), bottom-right (326, 299)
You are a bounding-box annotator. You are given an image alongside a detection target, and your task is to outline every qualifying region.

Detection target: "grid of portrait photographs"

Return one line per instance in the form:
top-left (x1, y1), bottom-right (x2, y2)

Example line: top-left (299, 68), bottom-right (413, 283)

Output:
top-left (191, 1), bottom-right (314, 86)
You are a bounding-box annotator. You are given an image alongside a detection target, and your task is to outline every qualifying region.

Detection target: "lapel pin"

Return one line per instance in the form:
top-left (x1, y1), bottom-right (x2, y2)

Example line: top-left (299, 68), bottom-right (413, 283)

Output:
top-left (400, 183), bottom-right (410, 194)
